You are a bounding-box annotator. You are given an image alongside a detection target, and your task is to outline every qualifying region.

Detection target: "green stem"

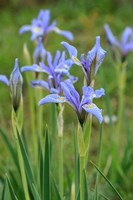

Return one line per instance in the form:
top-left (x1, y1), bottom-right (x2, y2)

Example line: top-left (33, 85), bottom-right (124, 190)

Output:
top-left (79, 156), bottom-right (85, 200)
top-left (58, 135), bottom-right (63, 200)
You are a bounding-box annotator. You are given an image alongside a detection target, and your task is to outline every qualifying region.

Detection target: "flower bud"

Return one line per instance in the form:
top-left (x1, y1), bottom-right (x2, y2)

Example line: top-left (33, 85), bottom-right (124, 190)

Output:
top-left (10, 58), bottom-right (23, 111)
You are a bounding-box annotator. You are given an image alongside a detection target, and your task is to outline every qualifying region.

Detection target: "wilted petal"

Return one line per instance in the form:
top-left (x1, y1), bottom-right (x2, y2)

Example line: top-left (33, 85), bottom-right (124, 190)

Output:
top-left (0, 75), bottom-right (9, 86)
top-left (82, 103), bottom-right (103, 123)
top-left (39, 94), bottom-right (66, 105)
top-left (30, 80), bottom-right (49, 90)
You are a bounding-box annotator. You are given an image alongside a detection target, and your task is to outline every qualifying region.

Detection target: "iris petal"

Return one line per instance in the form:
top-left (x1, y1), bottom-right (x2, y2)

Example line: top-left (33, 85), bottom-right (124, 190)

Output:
top-left (39, 94), bottom-right (66, 105)
top-left (0, 75), bottom-right (10, 86)
top-left (82, 103), bottom-right (103, 123)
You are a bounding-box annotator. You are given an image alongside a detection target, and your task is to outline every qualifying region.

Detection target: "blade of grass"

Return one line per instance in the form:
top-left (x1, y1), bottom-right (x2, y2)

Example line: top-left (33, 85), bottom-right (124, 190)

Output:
top-left (43, 127), bottom-right (50, 200)
top-left (90, 160), bottom-right (124, 200)
top-left (7, 177), bottom-right (18, 200)
top-left (16, 129), bottom-right (41, 200)
top-left (0, 128), bottom-right (19, 171)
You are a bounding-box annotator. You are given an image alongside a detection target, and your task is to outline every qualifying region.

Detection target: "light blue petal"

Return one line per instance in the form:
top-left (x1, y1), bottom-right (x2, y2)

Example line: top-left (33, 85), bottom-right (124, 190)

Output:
top-left (94, 88), bottom-right (105, 98)
top-left (121, 27), bottom-right (133, 45)
top-left (82, 103), bottom-right (103, 123)
top-left (61, 41), bottom-right (77, 58)
top-left (104, 24), bottom-right (120, 47)
top-left (30, 80), bottom-right (49, 90)
top-left (39, 94), bottom-right (66, 105)
top-left (0, 75), bottom-right (9, 86)
top-left (87, 36), bottom-right (106, 75)
top-left (19, 25), bottom-right (31, 34)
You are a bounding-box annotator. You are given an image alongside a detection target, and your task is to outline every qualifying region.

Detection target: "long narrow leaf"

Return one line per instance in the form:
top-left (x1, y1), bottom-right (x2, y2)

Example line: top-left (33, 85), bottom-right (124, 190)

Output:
top-left (16, 129), bottom-right (41, 200)
top-left (43, 127), bottom-right (50, 200)
top-left (84, 170), bottom-right (88, 200)
top-left (52, 175), bottom-right (61, 200)
top-left (7, 177), bottom-right (18, 200)
top-left (90, 161), bottom-right (124, 200)
top-left (0, 128), bottom-right (19, 171)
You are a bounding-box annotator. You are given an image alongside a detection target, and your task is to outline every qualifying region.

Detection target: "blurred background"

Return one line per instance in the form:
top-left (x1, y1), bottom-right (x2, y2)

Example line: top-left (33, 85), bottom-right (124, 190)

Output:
top-left (1, 0), bottom-right (133, 198)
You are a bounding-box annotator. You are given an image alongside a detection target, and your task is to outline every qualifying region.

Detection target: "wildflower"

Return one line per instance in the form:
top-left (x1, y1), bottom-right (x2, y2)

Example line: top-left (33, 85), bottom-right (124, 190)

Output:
top-left (0, 58), bottom-right (23, 111)
top-left (39, 79), bottom-right (105, 125)
top-left (104, 24), bottom-right (133, 61)
top-left (21, 51), bottom-right (77, 94)
top-left (19, 9), bottom-right (73, 41)
top-left (61, 36), bottom-right (106, 85)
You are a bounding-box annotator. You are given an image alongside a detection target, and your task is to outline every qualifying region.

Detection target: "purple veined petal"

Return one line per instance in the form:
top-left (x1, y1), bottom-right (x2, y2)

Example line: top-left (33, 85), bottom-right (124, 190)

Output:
top-left (39, 94), bottom-right (66, 106)
top-left (81, 86), bottom-right (94, 106)
top-left (94, 88), bottom-right (105, 98)
top-left (30, 80), bottom-right (49, 90)
top-left (61, 80), bottom-right (80, 112)
top-left (19, 25), bottom-right (31, 34)
top-left (0, 75), bottom-right (10, 86)
top-left (53, 51), bottom-right (61, 67)
top-left (53, 27), bottom-right (73, 41)
top-left (10, 58), bottom-right (23, 104)
top-left (61, 41), bottom-right (77, 58)
top-left (82, 103), bottom-right (103, 123)
top-left (121, 27), bottom-right (133, 45)
top-left (87, 36), bottom-right (106, 75)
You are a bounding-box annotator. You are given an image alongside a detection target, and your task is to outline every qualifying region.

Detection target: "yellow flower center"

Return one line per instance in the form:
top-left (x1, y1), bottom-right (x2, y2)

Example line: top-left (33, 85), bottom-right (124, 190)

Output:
top-left (87, 104), bottom-right (93, 109)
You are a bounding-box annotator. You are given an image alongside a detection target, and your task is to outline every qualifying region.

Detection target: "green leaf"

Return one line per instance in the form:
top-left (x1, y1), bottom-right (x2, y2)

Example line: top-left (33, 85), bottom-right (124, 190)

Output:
top-left (0, 128), bottom-right (19, 171)
top-left (52, 175), bottom-right (61, 200)
top-left (7, 177), bottom-right (18, 200)
top-left (84, 170), bottom-right (88, 200)
top-left (43, 127), bottom-right (50, 200)
top-left (90, 161), bottom-right (124, 200)
top-left (16, 129), bottom-right (41, 200)
top-left (73, 127), bottom-right (79, 198)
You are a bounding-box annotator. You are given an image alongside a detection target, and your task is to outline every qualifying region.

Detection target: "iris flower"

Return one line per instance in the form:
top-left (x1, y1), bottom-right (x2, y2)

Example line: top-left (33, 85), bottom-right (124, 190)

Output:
top-left (19, 9), bottom-right (73, 41)
top-left (61, 36), bottom-right (106, 85)
top-left (0, 58), bottom-right (23, 111)
top-left (39, 79), bottom-right (105, 125)
top-left (21, 51), bottom-right (77, 94)
top-left (104, 24), bottom-right (133, 60)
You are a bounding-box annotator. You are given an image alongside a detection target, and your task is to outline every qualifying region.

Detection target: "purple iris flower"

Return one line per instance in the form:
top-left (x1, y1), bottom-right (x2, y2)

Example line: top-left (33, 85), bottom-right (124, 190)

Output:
top-left (19, 9), bottom-right (73, 41)
top-left (21, 51), bottom-right (77, 94)
top-left (0, 58), bottom-right (23, 111)
top-left (39, 79), bottom-right (105, 125)
top-left (61, 36), bottom-right (106, 85)
top-left (104, 24), bottom-right (133, 60)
